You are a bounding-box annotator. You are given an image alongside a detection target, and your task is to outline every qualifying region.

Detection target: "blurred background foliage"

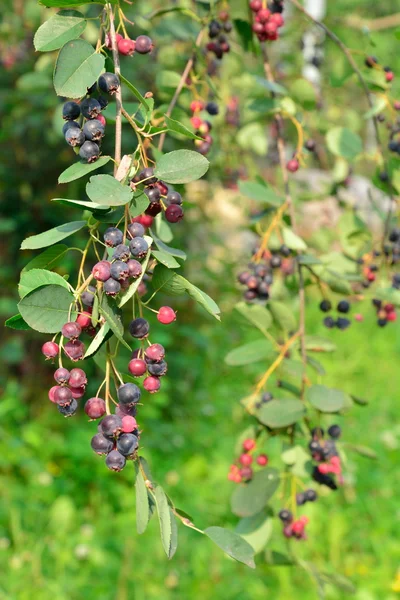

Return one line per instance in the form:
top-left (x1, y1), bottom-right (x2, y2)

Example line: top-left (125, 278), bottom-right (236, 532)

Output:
top-left (1, 0), bottom-right (400, 598)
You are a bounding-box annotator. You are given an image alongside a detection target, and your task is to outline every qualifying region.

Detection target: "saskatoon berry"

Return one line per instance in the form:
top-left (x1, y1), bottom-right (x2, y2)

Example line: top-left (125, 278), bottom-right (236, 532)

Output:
top-left (135, 35), bottom-right (153, 54)
top-left (209, 20), bottom-right (221, 38)
top-left (80, 98), bottom-right (102, 119)
top-left (69, 368), bottom-right (87, 388)
top-left (270, 255), bottom-right (281, 269)
top-left (48, 386), bottom-right (58, 403)
top-left (243, 438), bottom-right (256, 452)
top-left (198, 141), bottom-right (211, 155)
top-left (110, 260), bottom-right (129, 281)
top-left (62, 101), bottom-right (81, 121)
top-left (296, 492), bottom-right (306, 506)
top-left (65, 128), bottom-right (85, 147)
top-left (145, 202), bottom-right (162, 217)
top-left (121, 415), bottom-right (138, 433)
top-left (283, 525), bottom-right (293, 539)
top-left (127, 259), bottom-right (142, 278)
top-left (79, 141), bottom-right (100, 163)
top-left (279, 244), bottom-right (291, 257)
top-left (223, 21), bottom-right (233, 32)
top-left (145, 186), bottom-right (161, 203)
top-left (81, 286), bottom-right (96, 307)
top-left (239, 453), bottom-right (253, 466)
top-left (319, 299), bottom-right (332, 312)
top-left (328, 424), bottom-right (341, 439)
top-left (278, 509), bottom-right (293, 523)
top-left (118, 382), bottom-right (141, 406)
top-left (62, 120), bottom-right (80, 135)
top-left (106, 450), bottom-right (126, 472)
top-left (98, 72), bottom-right (120, 95)
top-left (147, 360), bottom-right (168, 377)
top-left (156, 180), bottom-right (169, 196)
top-left (305, 139), bottom-right (316, 152)
top-left (206, 101), bottom-right (219, 116)
top-left (323, 316), bottom-right (336, 329)
top-left (64, 340), bottom-right (85, 361)
top-left (129, 237), bottom-right (149, 258)
top-left (165, 204), bottom-right (184, 223)
top-left (309, 440), bottom-right (322, 453)
top-left (128, 359), bottom-right (147, 377)
top-left (71, 385), bottom-right (85, 399)
top-left (112, 244), bottom-right (130, 262)
top-left (58, 398), bottom-right (78, 417)
top-left (97, 96), bottom-right (109, 110)
top-left (91, 433), bottom-right (114, 455)
top-left (118, 37), bottom-right (136, 56)
top-left (166, 191), bottom-right (182, 205)
top-left (54, 367), bottom-right (70, 384)
top-left (116, 403), bottom-right (137, 418)
top-left (62, 322), bottom-right (82, 340)
top-left (143, 376), bottom-right (161, 393)
top-left (256, 454), bottom-right (268, 466)
top-left (76, 311), bottom-right (91, 329)
top-left (129, 317), bottom-right (150, 339)
top-left (157, 306), bottom-right (176, 324)
top-left (104, 278), bottom-right (121, 296)
top-left (42, 341), bottom-right (59, 359)
top-left (101, 414), bottom-right (123, 437)
top-left (145, 343), bottom-right (165, 362)
top-left (138, 167), bottom-right (157, 184)
top-left (127, 222), bottom-right (145, 238)
top-left (312, 466), bottom-right (337, 490)
top-left (92, 260), bottom-right (112, 282)
top-left (389, 228), bottom-right (400, 243)
top-left (287, 158), bottom-right (299, 173)
top-left (83, 119), bottom-right (105, 142)
top-left (117, 433), bottom-right (139, 456)
top-left (239, 466), bottom-right (253, 480)
top-left (337, 300), bottom-right (350, 313)
top-left (54, 386), bottom-right (73, 407)
top-left (305, 489), bottom-right (318, 502)
top-left (336, 317), bottom-right (351, 330)
top-left (85, 397), bottom-right (106, 419)
top-left (104, 227), bottom-right (123, 247)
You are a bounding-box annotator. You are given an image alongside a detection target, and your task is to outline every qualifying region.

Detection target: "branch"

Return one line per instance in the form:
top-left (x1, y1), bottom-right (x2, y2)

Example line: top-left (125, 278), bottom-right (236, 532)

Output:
top-left (106, 3), bottom-right (122, 174)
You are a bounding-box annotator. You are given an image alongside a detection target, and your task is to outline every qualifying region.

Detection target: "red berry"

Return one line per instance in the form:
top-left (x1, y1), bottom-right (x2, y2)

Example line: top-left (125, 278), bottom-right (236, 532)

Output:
top-left (394, 100), bottom-right (400, 111)
top-left (64, 340), bottom-right (85, 362)
top-left (191, 116), bottom-right (203, 129)
top-left (367, 271), bottom-right (376, 282)
top-left (239, 453), bottom-right (253, 466)
top-left (84, 397), bottom-right (106, 419)
top-left (76, 311), bottom-right (92, 329)
top-left (157, 306), bottom-right (176, 325)
top-left (291, 520), bottom-right (305, 535)
top-left (54, 386), bottom-right (73, 406)
top-left (62, 322), bottom-right (82, 340)
top-left (54, 367), bottom-right (70, 384)
top-left (70, 385), bottom-right (85, 399)
top-left (69, 368), bottom-right (87, 388)
top-left (242, 438), bottom-right (256, 452)
top-left (165, 204), bottom-right (184, 223)
top-left (386, 71), bottom-right (394, 83)
top-left (92, 260), bottom-right (111, 282)
top-left (96, 114), bottom-right (106, 127)
top-left (258, 8), bottom-right (271, 23)
top-left (287, 158), bottom-right (299, 173)
top-left (283, 525), bottom-right (293, 538)
top-left (318, 463), bottom-right (329, 474)
top-left (256, 454), bottom-right (269, 466)
top-left (143, 376), bottom-right (161, 393)
top-left (117, 37), bottom-right (136, 56)
top-left (239, 466), bottom-right (253, 480)
top-left (385, 303), bottom-right (395, 313)
top-left (249, 0), bottom-right (262, 12)
top-left (387, 311), bottom-right (397, 322)
top-left (48, 386), bottom-right (59, 403)
top-left (270, 13), bottom-right (284, 26)
top-left (42, 341), bottom-right (59, 359)
top-left (121, 415), bottom-right (137, 433)
top-left (105, 32), bottom-right (122, 49)
top-left (145, 343), bottom-right (165, 362)
top-left (128, 358), bottom-right (147, 377)
top-left (190, 100), bottom-right (204, 113)
top-left (265, 21), bottom-right (278, 35)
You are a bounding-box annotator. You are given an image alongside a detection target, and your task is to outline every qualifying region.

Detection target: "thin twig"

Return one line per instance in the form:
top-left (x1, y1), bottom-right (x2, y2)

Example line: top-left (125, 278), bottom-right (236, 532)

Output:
top-left (106, 3), bottom-right (122, 173)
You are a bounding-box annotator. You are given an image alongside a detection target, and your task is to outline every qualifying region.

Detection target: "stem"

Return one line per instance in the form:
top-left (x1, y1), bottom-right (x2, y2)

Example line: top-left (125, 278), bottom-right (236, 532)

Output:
top-left (105, 347), bottom-right (111, 415)
top-left (106, 3), bottom-right (122, 173)
top-left (297, 263), bottom-right (308, 398)
top-left (158, 28), bottom-right (206, 151)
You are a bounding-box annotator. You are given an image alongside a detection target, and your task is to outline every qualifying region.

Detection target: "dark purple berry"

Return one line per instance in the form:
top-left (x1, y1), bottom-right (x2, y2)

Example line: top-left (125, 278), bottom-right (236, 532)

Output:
top-left (116, 433), bottom-right (139, 456)
top-left (101, 414), bottom-right (123, 437)
top-left (69, 368), bottom-right (87, 388)
top-left (54, 367), bottom-right (70, 384)
top-left (104, 227), bottom-right (123, 247)
top-left (323, 316), bottom-right (336, 329)
top-left (62, 101), bottom-right (80, 120)
top-left (165, 204), bottom-right (184, 223)
top-left (110, 260), bottom-right (130, 281)
top-left (328, 424), bottom-right (341, 439)
top-left (97, 95), bottom-right (108, 110)
top-left (129, 237), bottom-right (149, 258)
top-left (104, 278), bottom-right (121, 296)
top-left (166, 191), bottom-right (182, 205)
top-left (54, 386), bottom-right (73, 406)
top-left (305, 489), bottom-right (318, 502)
top-left (129, 317), bottom-right (150, 339)
top-left (116, 403), bottom-right (137, 418)
top-left (147, 360), bottom-right (168, 377)
top-left (336, 317), bottom-right (351, 330)
top-left (278, 509), bottom-right (293, 522)
top-left (270, 255), bottom-right (282, 269)
top-left (81, 286), bottom-right (96, 307)
top-left (79, 141), bottom-right (100, 163)
top-left (98, 72), bottom-right (120, 95)
top-left (91, 432), bottom-right (113, 454)
top-left (58, 398), bottom-right (78, 417)
top-left (138, 167), bottom-right (157, 184)
top-left (127, 222), bottom-right (145, 238)
top-left (337, 300), bottom-right (350, 313)
top-left (206, 101), bottom-right (219, 115)
top-left (319, 299), bottom-right (331, 312)
top-left (85, 397), bottom-right (106, 419)
top-left (64, 340), bottom-right (85, 361)
top-left (145, 186), bottom-right (161, 204)
top-left (62, 120), bottom-right (80, 135)
top-left (83, 119), bottom-right (105, 142)
top-left (117, 383), bottom-right (141, 406)
top-left (65, 127), bottom-right (85, 147)
top-left (127, 259), bottom-right (142, 278)
top-left (135, 35), bottom-right (153, 54)
top-left (296, 492), bottom-right (306, 506)
top-left (80, 97), bottom-right (102, 119)
top-left (106, 450), bottom-right (126, 471)
top-left (112, 244), bottom-right (130, 261)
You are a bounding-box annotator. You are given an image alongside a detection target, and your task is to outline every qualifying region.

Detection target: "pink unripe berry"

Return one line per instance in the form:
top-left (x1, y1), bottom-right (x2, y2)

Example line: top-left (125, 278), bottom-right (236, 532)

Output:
top-left (256, 454), bottom-right (269, 466)
top-left (145, 343), bottom-right (165, 362)
top-left (354, 313), bottom-right (364, 322)
top-left (96, 114), bottom-right (106, 127)
top-left (242, 438), bottom-right (256, 452)
top-left (239, 453), bottom-right (253, 466)
top-left (258, 8), bottom-right (271, 23)
top-left (42, 341), bottom-right (59, 359)
top-left (249, 0), bottom-right (262, 12)
top-left (128, 358), bottom-right (147, 377)
top-left (265, 21), bottom-right (278, 35)
top-left (62, 321), bottom-right (82, 340)
top-left (318, 463), bottom-right (330, 474)
top-left (92, 260), bottom-right (111, 282)
top-left (117, 37), bottom-right (136, 56)
top-left (394, 100), bottom-right (400, 111)
top-left (291, 520), bottom-right (305, 535)
top-left (387, 311), bottom-right (397, 322)
top-left (85, 397), bottom-right (106, 419)
top-left (48, 386), bottom-right (59, 403)
top-left (190, 116), bottom-right (203, 129)
top-left (239, 466), bottom-right (253, 480)
top-left (386, 71), bottom-right (394, 83)
top-left (287, 158), bottom-right (300, 173)
top-left (76, 311), bottom-right (92, 329)
top-left (69, 368), bottom-right (87, 388)
top-left (157, 306), bottom-right (176, 325)
top-left (190, 100), bottom-right (204, 113)
top-left (54, 367), bottom-right (70, 384)
top-left (54, 386), bottom-right (73, 406)
top-left (127, 259), bottom-right (142, 278)
top-left (270, 13), bottom-right (284, 27)
top-left (121, 415), bottom-right (138, 433)
top-left (70, 385), bottom-right (85, 399)
top-left (143, 376), bottom-right (161, 393)
top-left (105, 32), bottom-right (122, 49)
top-left (64, 340), bottom-right (85, 362)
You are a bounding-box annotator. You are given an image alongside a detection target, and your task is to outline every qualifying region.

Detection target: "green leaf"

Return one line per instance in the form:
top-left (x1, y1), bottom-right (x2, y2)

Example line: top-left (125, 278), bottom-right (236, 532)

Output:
top-left (52, 198), bottom-right (110, 212)
top-left (22, 245), bottom-right (68, 272)
top-left (130, 192), bottom-right (149, 218)
top-left (298, 254), bottom-right (322, 266)
top-left (204, 527), bottom-right (255, 569)
top-left (152, 250), bottom-right (180, 269)
top-left (237, 122), bottom-right (268, 156)
top-left (290, 78), bottom-right (316, 109)
top-left (341, 443), bottom-right (377, 459)
top-left (326, 127), bottom-right (363, 161)
top-left (58, 156), bottom-right (111, 184)
top-left (256, 77), bottom-right (287, 95)
top-left (225, 339), bottom-right (275, 366)
top-left (19, 269), bottom-right (70, 298)
top-left (53, 39), bottom-right (105, 98)
top-left (235, 301), bottom-right (272, 334)
top-left (150, 231), bottom-right (186, 260)
top-left (264, 550), bottom-right (294, 566)
top-left (235, 511), bottom-right (273, 554)
top-left (118, 237), bottom-right (153, 307)
top-left (84, 323), bottom-right (111, 359)
top-left (156, 70), bottom-right (182, 88)
top-left (5, 314), bottom-right (31, 331)
top-left (99, 296), bottom-right (130, 351)
top-left (324, 275), bottom-right (352, 295)
top-left (154, 486), bottom-right (173, 558)
top-left (86, 174), bottom-right (133, 206)
top-left (18, 285), bottom-right (76, 333)
top-left (307, 384), bottom-right (346, 413)
top-left (257, 399), bottom-right (306, 428)
top-left (154, 150), bottom-right (209, 184)
top-left (282, 227), bottom-right (307, 251)
top-left (164, 115), bottom-right (202, 140)
top-left (238, 179), bottom-right (282, 206)
top-left (320, 572), bottom-right (356, 594)
top-left (184, 281), bottom-right (221, 321)
top-left (21, 221), bottom-right (86, 250)
top-left (135, 464), bottom-right (150, 534)
top-left (268, 301), bottom-right (296, 332)
top-left (169, 508), bottom-right (178, 559)
top-left (277, 358), bottom-right (305, 381)
top-left (34, 10), bottom-right (86, 52)
top-left (304, 335), bottom-right (337, 353)
top-left (119, 73), bottom-right (150, 112)
top-left (281, 445), bottom-right (312, 478)
top-left (231, 468), bottom-right (280, 518)
top-left (350, 394), bottom-right (368, 406)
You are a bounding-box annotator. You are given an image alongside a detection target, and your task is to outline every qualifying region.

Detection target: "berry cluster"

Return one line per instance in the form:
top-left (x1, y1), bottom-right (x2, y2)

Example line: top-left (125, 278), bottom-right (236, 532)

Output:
top-left (319, 299), bottom-right (352, 330)
top-left (62, 72), bottom-right (120, 163)
top-left (190, 101), bottom-right (220, 156)
top-left (309, 425), bottom-right (342, 490)
top-left (372, 299), bottom-right (397, 327)
top-left (227, 438), bottom-right (269, 483)
top-left (250, 0), bottom-right (285, 43)
top-left (106, 33), bottom-right (153, 57)
top-left (130, 167), bottom-right (184, 223)
top-left (365, 55), bottom-right (394, 83)
top-left (237, 246), bottom-right (293, 303)
top-left (48, 366), bottom-right (88, 417)
top-left (279, 489), bottom-right (318, 541)
top-left (91, 409), bottom-right (140, 472)
top-left (205, 11), bottom-right (232, 60)
top-left (386, 228), bottom-right (400, 264)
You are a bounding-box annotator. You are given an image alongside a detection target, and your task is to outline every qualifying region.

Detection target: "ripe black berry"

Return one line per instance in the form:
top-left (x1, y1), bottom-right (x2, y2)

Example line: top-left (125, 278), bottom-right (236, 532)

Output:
top-left (138, 167), bottom-right (157, 183)
top-left (81, 286), bottom-right (96, 307)
top-left (58, 398), bottom-right (78, 417)
top-left (104, 278), bottom-right (121, 296)
top-left (278, 509), bottom-right (293, 522)
top-left (206, 101), bottom-right (219, 115)
top-left (328, 424), bottom-right (341, 439)
top-left (305, 489), bottom-right (317, 502)
top-left (62, 120), bottom-right (80, 135)
top-left (79, 141), bottom-right (100, 163)
top-left (145, 186), bottom-right (161, 203)
top-left (104, 227), bottom-right (123, 247)
top-left (323, 316), bottom-right (336, 329)
top-left (112, 244), bottom-right (130, 261)
top-left (128, 222), bottom-right (145, 238)
top-left (319, 299), bottom-right (331, 312)
top-left (337, 300), bottom-right (350, 313)
top-left (166, 191), bottom-right (182, 205)
top-left (80, 98), bottom-right (102, 119)
top-left (129, 237), bottom-right (149, 258)
top-left (62, 101), bottom-right (80, 121)
top-left (270, 255), bottom-right (282, 269)
top-left (101, 414), bottom-right (123, 437)
top-left (312, 466), bottom-right (338, 490)
top-left (65, 127), bottom-right (85, 147)
top-left (147, 360), bottom-right (168, 377)
top-left (91, 432), bottom-right (113, 455)
top-left (83, 119), bottom-right (105, 142)
top-left (110, 260), bottom-right (129, 281)
top-left (129, 318), bottom-right (150, 339)
top-left (116, 433), bottom-right (139, 456)
top-left (336, 317), bottom-right (351, 330)
top-left (98, 72), bottom-right (120, 95)
top-left (97, 95), bottom-right (109, 110)
top-left (117, 383), bottom-right (141, 406)
top-left (106, 450), bottom-right (126, 471)
top-left (135, 35), bottom-right (153, 54)
top-left (296, 492), bottom-right (306, 506)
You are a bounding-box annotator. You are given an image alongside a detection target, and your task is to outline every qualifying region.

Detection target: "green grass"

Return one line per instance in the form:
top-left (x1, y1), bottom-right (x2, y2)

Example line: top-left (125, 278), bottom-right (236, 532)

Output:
top-left (1, 298), bottom-right (400, 600)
